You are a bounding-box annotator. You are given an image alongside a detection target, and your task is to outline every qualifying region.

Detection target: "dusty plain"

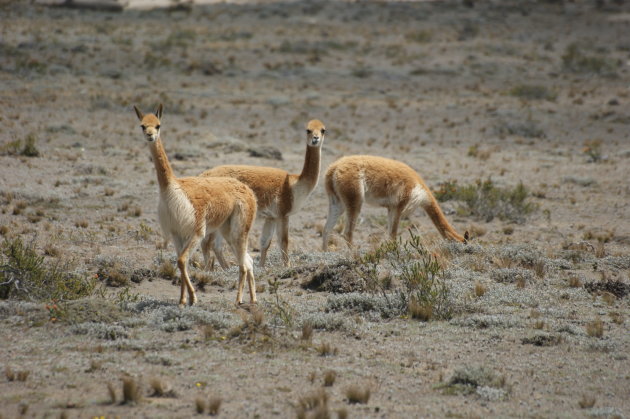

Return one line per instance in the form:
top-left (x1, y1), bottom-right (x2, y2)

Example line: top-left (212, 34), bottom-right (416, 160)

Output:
top-left (0, 0), bottom-right (629, 418)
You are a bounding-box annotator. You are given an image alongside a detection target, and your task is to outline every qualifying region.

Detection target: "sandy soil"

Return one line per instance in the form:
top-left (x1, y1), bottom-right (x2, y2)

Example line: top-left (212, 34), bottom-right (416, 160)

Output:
top-left (0, 1), bottom-right (629, 418)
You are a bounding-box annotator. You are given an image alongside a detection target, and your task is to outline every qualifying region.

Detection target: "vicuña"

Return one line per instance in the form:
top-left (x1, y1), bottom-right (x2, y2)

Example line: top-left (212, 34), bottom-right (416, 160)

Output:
top-left (322, 155), bottom-right (468, 249)
top-left (134, 104), bottom-right (258, 306)
top-left (201, 119), bottom-right (326, 267)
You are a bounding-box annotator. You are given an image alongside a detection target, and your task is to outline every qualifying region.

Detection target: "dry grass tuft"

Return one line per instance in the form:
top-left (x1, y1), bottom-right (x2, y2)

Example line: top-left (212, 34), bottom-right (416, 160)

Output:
top-left (5, 366), bottom-right (15, 382)
top-left (609, 312), bottom-right (624, 325)
top-left (301, 322), bottom-right (313, 342)
top-left (578, 394), bottom-right (596, 409)
top-left (337, 408), bottom-right (349, 419)
top-left (533, 320), bottom-right (545, 330)
top-left (567, 275), bottom-right (582, 288)
top-left (208, 396), bottom-right (222, 415)
top-left (345, 385), bottom-right (371, 404)
top-left (408, 298), bottom-right (433, 321)
top-left (586, 319), bottom-right (604, 338)
top-left (149, 377), bottom-right (172, 397)
top-left (296, 389), bottom-right (329, 418)
top-left (158, 261), bottom-right (177, 280)
top-left (122, 376), bottom-right (141, 404)
top-left (317, 342), bottom-right (338, 357)
top-left (323, 370), bottom-right (337, 387)
top-left (195, 397), bottom-right (206, 414)
top-left (7, 368), bottom-right (30, 382)
top-left (474, 281), bottom-right (487, 297)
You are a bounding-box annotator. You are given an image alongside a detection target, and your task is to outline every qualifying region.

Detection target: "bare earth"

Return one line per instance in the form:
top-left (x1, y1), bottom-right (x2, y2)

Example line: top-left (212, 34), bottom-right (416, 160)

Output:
top-left (1, 1), bottom-right (629, 418)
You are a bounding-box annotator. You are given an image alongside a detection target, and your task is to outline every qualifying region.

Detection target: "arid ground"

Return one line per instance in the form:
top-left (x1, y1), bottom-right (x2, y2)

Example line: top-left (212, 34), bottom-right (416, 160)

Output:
top-left (1, 0), bottom-right (629, 418)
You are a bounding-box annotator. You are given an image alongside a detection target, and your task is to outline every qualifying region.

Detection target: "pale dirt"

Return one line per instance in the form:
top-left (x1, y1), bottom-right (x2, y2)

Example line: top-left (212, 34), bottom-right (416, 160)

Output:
top-left (0, 1), bottom-right (629, 418)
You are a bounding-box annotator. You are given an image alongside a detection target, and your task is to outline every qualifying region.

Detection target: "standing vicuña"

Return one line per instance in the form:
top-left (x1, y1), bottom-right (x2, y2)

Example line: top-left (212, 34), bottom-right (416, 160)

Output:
top-left (134, 104), bottom-right (258, 306)
top-left (201, 119), bottom-right (326, 267)
top-left (322, 155), bottom-right (468, 249)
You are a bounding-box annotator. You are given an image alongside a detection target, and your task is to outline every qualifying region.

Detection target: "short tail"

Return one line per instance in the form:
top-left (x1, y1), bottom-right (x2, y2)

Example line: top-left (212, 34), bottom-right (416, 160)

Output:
top-left (423, 195), bottom-right (468, 243)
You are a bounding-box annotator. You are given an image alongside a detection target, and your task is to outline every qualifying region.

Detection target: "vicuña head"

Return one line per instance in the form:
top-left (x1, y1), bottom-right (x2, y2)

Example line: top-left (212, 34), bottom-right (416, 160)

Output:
top-left (134, 104), bottom-right (162, 143)
top-left (306, 119), bottom-right (326, 147)
top-left (133, 104), bottom-right (258, 307)
top-left (322, 155), bottom-right (468, 250)
top-left (200, 118), bottom-right (326, 267)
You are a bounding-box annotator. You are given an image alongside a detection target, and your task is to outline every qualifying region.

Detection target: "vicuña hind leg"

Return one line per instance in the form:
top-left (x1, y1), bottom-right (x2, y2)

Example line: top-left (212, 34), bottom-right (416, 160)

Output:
top-left (322, 194), bottom-right (344, 251)
top-left (259, 218), bottom-right (276, 267)
top-left (387, 202), bottom-right (407, 240)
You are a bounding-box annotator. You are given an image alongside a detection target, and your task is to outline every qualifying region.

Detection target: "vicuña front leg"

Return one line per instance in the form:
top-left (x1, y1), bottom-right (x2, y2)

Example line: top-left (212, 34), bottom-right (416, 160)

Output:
top-left (176, 243), bottom-right (198, 306)
top-left (277, 216), bottom-right (290, 267)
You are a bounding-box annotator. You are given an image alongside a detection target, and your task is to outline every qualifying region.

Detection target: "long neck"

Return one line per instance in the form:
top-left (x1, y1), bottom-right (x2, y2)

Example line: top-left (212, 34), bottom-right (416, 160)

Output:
top-left (149, 137), bottom-right (175, 191)
top-left (297, 144), bottom-right (321, 190)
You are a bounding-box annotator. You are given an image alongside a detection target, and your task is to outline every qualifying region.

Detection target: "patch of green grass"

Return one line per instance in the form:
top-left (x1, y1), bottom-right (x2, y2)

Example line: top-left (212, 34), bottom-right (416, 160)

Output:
top-left (0, 134), bottom-right (40, 157)
top-left (509, 84), bottom-right (556, 101)
top-left (562, 43), bottom-right (617, 74)
top-left (434, 178), bottom-right (537, 223)
top-left (0, 237), bottom-right (97, 301)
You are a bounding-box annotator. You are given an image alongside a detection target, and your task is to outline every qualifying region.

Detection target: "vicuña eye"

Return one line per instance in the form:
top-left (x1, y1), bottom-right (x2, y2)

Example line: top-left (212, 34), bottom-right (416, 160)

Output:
top-left (306, 129), bottom-right (312, 135)
top-left (156, 125), bottom-right (160, 130)
top-left (321, 129), bottom-right (326, 134)
top-left (140, 125), bottom-right (146, 130)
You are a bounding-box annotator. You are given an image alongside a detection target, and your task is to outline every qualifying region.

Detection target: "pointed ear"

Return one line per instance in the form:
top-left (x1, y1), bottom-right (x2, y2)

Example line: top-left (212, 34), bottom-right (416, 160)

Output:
top-left (464, 231), bottom-right (470, 244)
top-left (133, 105), bottom-right (143, 121)
top-left (155, 103), bottom-right (163, 119)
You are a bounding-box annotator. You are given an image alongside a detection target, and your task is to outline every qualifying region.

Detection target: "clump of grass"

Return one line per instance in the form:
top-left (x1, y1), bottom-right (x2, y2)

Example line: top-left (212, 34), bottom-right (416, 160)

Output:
top-left (609, 312), bottom-right (624, 325)
top-left (301, 322), bottom-right (313, 342)
top-left (345, 385), bottom-right (371, 404)
top-left (75, 220), bottom-right (89, 229)
top-left (438, 365), bottom-right (507, 396)
top-left (296, 389), bottom-right (329, 418)
top-left (0, 237), bottom-right (97, 301)
top-left (583, 139), bottom-right (603, 163)
top-left (562, 43), bottom-right (616, 74)
top-left (578, 394), bottom-right (596, 409)
top-left (317, 342), bottom-right (338, 357)
top-left (405, 30), bottom-right (432, 43)
top-left (158, 261), bottom-right (177, 280)
top-left (0, 135), bottom-right (39, 157)
top-left (435, 178), bottom-right (536, 223)
top-left (509, 84), bottom-right (556, 101)
top-left (323, 370), bottom-right (337, 387)
top-left (208, 396), bottom-right (222, 416)
top-left (567, 275), bottom-right (582, 288)
top-left (474, 281), bottom-right (487, 297)
top-left (408, 297), bottom-right (433, 321)
top-left (122, 376), bottom-right (141, 405)
top-left (586, 319), bottom-right (604, 338)
top-left (195, 397), bottom-right (206, 414)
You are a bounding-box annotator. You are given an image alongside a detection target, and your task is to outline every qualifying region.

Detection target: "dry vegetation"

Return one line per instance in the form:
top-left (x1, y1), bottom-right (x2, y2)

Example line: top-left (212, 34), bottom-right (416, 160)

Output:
top-left (0, 0), bottom-right (629, 417)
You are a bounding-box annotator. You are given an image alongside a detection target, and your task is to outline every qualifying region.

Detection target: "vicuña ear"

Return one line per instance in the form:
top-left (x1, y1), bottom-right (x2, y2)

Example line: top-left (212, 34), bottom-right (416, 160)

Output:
top-left (133, 105), bottom-right (144, 121)
top-left (155, 103), bottom-right (163, 119)
top-left (464, 231), bottom-right (470, 244)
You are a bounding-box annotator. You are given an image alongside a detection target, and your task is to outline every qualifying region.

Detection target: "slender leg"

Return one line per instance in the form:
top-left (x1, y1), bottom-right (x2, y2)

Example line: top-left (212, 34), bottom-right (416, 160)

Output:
top-left (201, 233), bottom-right (216, 271)
top-left (258, 218), bottom-right (276, 267)
top-left (387, 206), bottom-right (403, 240)
top-left (212, 233), bottom-right (229, 269)
top-left (322, 194), bottom-right (344, 251)
top-left (277, 216), bottom-right (290, 267)
top-left (245, 252), bottom-right (257, 304)
top-left (176, 238), bottom-right (199, 306)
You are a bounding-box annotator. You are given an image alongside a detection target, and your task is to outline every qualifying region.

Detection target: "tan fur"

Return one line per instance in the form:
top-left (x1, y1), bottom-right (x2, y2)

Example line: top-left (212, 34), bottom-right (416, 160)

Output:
top-left (201, 119), bottom-right (326, 267)
top-left (322, 155), bottom-right (467, 250)
top-left (134, 104), bottom-right (257, 306)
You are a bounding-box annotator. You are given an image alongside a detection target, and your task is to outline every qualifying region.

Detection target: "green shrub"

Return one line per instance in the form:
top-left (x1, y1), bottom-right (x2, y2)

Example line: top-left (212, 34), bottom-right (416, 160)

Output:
top-left (509, 84), bottom-right (556, 101)
top-left (0, 237), bottom-right (97, 301)
top-left (435, 178), bottom-right (537, 223)
top-left (354, 231), bottom-right (453, 321)
top-left (562, 43), bottom-right (617, 74)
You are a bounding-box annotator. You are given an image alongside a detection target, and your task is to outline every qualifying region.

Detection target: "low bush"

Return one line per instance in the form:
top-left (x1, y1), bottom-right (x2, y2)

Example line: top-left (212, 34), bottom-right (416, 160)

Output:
top-left (0, 237), bottom-right (97, 301)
